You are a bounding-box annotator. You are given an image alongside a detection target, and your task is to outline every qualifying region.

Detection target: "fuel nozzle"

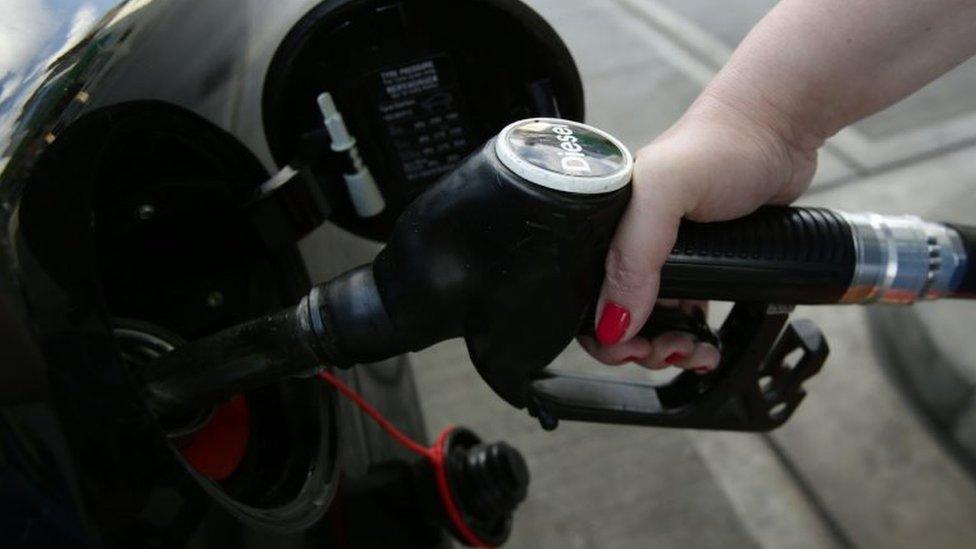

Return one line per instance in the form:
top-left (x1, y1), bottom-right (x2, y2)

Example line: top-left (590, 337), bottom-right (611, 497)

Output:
top-left (312, 118), bottom-right (634, 406)
top-left (143, 118), bottom-right (635, 418)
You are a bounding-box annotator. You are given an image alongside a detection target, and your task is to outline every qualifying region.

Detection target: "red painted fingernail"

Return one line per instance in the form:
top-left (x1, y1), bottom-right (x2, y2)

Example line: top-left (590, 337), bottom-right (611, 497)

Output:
top-left (664, 352), bottom-right (687, 365)
top-left (596, 302), bottom-right (630, 345)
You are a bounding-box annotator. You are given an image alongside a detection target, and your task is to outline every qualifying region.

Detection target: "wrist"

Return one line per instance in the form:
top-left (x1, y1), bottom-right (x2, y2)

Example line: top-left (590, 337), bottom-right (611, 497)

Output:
top-left (687, 89), bottom-right (819, 192)
top-left (696, 71), bottom-right (826, 153)
top-left (635, 90), bottom-right (818, 221)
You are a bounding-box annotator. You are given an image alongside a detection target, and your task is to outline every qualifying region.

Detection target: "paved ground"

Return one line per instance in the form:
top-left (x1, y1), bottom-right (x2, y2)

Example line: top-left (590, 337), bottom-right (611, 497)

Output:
top-left (406, 1), bottom-right (976, 547)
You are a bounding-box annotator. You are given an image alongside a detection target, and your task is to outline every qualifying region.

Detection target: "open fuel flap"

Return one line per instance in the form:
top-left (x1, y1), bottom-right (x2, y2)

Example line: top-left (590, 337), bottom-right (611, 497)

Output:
top-left (262, 0), bottom-right (584, 241)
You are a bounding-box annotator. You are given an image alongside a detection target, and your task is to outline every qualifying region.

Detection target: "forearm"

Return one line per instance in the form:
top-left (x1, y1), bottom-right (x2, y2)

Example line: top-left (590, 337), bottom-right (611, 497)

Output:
top-left (700, 0), bottom-right (976, 149)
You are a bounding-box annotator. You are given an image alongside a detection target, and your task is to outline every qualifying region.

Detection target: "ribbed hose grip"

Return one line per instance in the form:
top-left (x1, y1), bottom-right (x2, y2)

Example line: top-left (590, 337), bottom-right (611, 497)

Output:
top-left (659, 206), bottom-right (856, 303)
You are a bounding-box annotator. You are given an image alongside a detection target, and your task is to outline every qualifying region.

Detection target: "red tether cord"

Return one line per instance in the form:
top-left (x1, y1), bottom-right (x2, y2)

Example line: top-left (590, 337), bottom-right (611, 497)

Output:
top-left (317, 370), bottom-right (489, 547)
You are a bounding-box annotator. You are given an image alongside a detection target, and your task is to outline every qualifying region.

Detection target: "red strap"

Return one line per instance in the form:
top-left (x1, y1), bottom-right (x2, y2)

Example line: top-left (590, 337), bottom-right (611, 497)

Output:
top-left (430, 427), bottom-right (489, 547)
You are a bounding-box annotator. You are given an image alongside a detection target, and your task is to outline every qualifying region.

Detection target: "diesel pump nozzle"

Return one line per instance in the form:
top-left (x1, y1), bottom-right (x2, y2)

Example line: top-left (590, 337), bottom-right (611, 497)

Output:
top-left (143, 118), bottom-right (976, 430)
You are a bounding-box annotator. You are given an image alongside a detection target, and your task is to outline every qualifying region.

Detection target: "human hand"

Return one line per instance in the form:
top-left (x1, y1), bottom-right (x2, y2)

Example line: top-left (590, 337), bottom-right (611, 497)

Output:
top-left (580, 93), bottom-right (817, 372)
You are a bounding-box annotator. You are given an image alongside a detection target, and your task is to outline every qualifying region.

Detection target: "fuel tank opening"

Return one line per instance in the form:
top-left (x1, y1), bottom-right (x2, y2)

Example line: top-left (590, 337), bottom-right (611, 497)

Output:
top-left (113, 319), bottom-right (250, 482)
top-left (14, 101), bottom-right (339, 532)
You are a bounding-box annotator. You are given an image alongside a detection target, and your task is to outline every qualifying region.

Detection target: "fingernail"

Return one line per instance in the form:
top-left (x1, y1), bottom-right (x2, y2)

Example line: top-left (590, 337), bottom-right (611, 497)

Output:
top-left (596, 302), bottom-right (630, 345)
top-left (664, 352), bottom-right (687, 365)
top-left (694, 366), bottom-right (711, 375)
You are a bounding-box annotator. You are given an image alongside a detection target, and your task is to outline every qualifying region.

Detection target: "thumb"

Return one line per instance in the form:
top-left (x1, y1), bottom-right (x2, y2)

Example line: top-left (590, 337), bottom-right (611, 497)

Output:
top-left (594, 157), bottom-right (692, 345)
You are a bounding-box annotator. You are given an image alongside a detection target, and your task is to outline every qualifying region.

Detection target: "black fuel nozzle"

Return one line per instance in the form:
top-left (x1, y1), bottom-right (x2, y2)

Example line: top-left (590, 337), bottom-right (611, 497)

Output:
top-left (312, 119), bottom-right (634, 408)
top-left (142, 118), bottom-right (631, 421)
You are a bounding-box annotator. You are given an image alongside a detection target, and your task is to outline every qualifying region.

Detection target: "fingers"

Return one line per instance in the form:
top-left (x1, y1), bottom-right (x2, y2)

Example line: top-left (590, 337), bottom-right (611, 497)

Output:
top-left (595, 147), bottom-right (692, 345)
top-left (661, 340), bottom-right (721, 374)
top-left (580, 331), bottom-right (720, 373)
top-left (582, 300), bottom-right (720, 374)
top-left (578, 335), bottom-right (652, 366)
top-left (641, 331), bottom-right (696, 369)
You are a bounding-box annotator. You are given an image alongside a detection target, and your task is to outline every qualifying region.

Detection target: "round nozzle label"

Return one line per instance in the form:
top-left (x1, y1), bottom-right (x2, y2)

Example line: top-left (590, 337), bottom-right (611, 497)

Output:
top-left (494, 118), bottom-right (633, 194)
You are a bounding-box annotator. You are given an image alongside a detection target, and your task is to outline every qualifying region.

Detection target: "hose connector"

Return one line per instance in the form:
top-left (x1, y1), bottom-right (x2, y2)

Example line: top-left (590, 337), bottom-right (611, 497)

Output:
top-left (839, 212), bottom-right (968, 304)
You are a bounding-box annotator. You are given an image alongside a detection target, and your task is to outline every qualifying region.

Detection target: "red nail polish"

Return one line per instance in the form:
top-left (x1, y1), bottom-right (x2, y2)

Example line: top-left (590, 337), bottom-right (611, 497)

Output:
top-left (664, 352), bottom-right (687, 365)
top-left (596, 302), bottom-right (630, 345)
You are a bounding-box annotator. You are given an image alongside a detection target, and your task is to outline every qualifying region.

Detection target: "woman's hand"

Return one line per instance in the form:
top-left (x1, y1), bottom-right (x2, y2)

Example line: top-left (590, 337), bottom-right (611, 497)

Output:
top-left (579, 0), bottom-right (976, 372)
top-left (581, 92), bottom-right (818, 372)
